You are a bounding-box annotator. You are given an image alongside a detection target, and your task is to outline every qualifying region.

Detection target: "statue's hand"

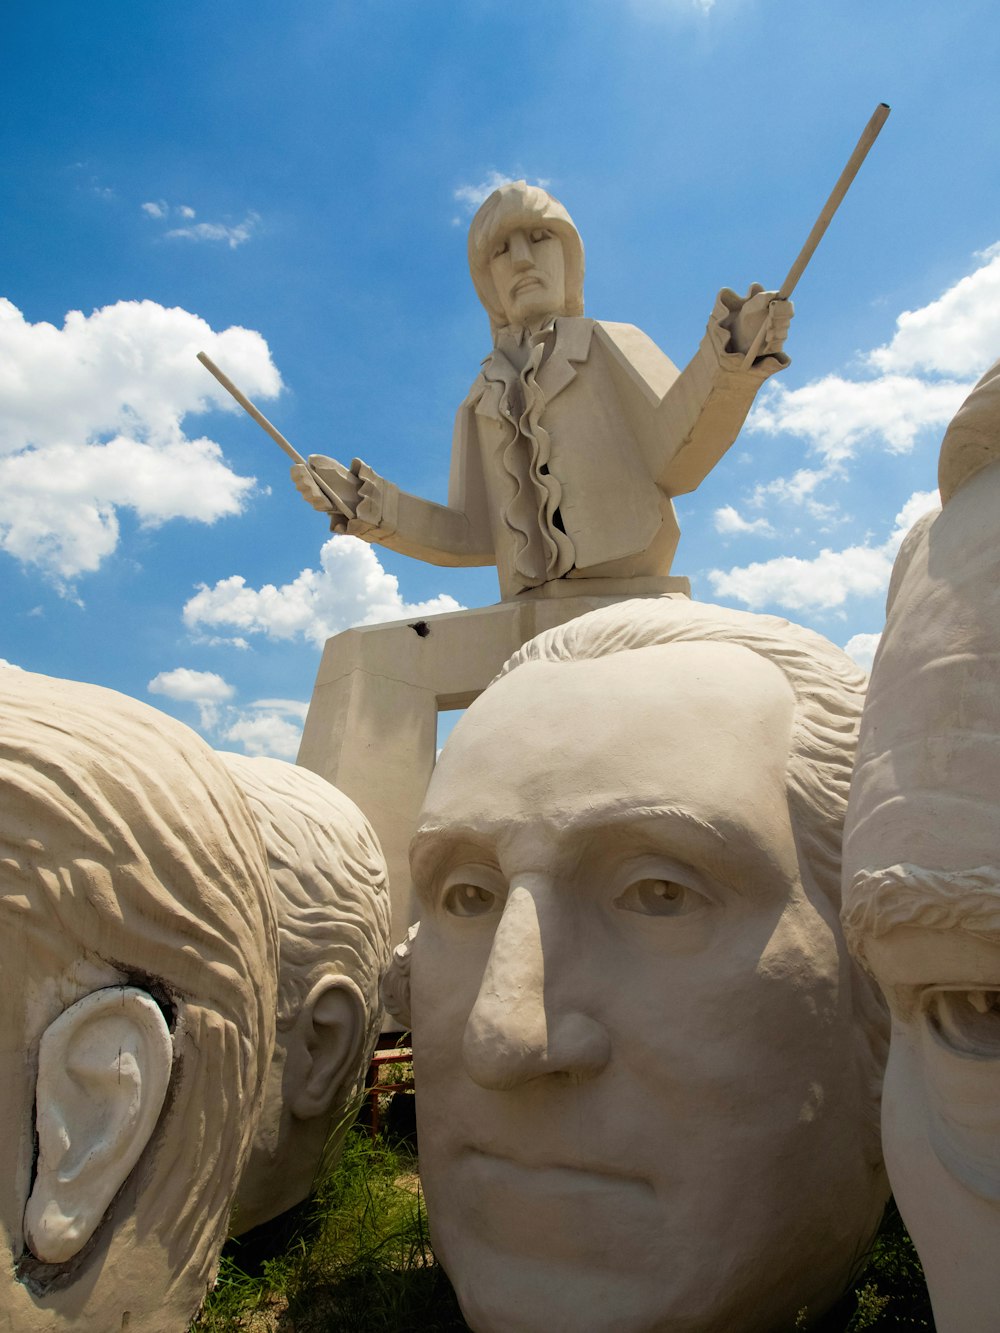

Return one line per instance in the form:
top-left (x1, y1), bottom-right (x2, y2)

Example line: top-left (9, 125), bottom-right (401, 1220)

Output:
top-left (291, 455), bottom-right (361, 532)
top-left (719, 284), bottom-right (794, 359)
top-left (350, 458), bottom-right (387, 531)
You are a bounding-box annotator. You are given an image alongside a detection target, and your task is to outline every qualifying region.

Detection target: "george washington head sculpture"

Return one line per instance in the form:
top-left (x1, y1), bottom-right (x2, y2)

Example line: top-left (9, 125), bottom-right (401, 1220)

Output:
top-left (387, 597), bottom-right (889, 1333)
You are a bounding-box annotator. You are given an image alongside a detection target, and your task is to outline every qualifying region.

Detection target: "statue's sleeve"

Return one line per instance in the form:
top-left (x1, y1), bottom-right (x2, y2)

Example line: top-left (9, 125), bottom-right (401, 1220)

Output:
top-left (372, 391), bottom-right (495, 568)
top-left (594, 305), bottom-right (787, 498)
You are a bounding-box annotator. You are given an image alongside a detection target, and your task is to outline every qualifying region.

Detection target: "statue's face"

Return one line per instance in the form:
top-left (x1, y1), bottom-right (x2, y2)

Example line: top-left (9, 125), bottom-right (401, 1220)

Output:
top-left (844, 468), bottom-right (1000, 1329)
top-left (411, 641), bottom-right (881, 1333)
top-left (488, 225), bottom-right (566, 327)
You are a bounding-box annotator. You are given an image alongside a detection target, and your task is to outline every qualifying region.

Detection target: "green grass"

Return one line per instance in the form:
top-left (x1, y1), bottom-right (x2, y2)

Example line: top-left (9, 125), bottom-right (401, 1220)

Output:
top-left (193, 1118), bottom-right (934, 1332)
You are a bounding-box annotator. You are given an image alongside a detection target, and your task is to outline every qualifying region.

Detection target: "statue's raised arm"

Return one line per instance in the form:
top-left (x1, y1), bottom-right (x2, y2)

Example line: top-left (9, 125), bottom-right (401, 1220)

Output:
top-left (292, 179), bottom-right (796, 600)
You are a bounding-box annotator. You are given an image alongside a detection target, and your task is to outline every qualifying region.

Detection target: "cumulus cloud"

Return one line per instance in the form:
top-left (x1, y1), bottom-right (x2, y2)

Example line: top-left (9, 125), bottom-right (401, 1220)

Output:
top-left (744, 242), bottom-right (1000, 513)
top-left (221, 701), bottom-right (307, 760)
top-left (708, 489), bottom-right (939, 615)
top-left (149, 666), bottom-right (235, 729)
top-left (141, 200), bottom-right (168, 218)
top-left (183, 534), bottom-right (463, 648)
top-left (843, 632), bottom-right (881, 672)
top-left (868, 243), bottom-right (1000, 378)
top-left (713, 505), bottom-right (774, 537)
top-left (0, 297), bottom-right (281, 582)
top-left (147, 669), bottom-right (308, 758)
top-left (453, 171), bottom-right (552, 215)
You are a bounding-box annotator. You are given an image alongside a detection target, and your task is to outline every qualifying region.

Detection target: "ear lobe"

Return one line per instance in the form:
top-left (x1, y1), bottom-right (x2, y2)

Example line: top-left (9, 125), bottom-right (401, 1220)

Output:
top-left (24, 986), bottom-right (173, 1264)
top-left (290, 976), bottom-right (365, 1121)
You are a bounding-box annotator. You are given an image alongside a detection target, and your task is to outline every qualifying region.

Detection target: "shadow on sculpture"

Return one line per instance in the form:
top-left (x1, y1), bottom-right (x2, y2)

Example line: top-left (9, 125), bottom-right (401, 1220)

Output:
top-left (221, 753), bottom-right (392, 1236)
top-left (843, 357), bottom-right (1000, 1333)
top-left (387, 597), bottom-right (889, 1333)
top-left (0, 668), bottom-right (278, 1333)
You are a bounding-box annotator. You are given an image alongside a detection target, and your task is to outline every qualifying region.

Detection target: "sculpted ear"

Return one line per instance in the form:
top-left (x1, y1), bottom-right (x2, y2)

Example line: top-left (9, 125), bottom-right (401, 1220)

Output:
top-left (24, 986), bottom-right (173, 1264)
top-left (290, 976), bottom-right (366, 1121)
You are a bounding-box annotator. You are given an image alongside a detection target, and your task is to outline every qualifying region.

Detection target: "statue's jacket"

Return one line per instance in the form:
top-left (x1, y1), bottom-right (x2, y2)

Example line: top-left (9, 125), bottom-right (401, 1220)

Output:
top-left (374, 300), bottom-right (787, 600)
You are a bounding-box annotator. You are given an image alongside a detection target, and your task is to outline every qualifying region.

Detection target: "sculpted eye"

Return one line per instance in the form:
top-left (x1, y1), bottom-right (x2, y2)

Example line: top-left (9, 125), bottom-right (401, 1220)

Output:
top-left (443, 881), bottom-right (502, 918)
top-left (927, 989), bottom-right (1000, 1057)
top-left (615, 877), bottom-right (694, 917)
top-left (491, 240), bottom-right (509, 259)
top-left (529, 228), bottom-right (553, 243)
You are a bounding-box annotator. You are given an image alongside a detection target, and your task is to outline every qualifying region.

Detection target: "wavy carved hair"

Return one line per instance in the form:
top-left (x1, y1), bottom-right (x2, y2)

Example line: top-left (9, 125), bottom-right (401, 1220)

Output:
top-left (0, 669), bottom-right (277, 1304)
top-left (220, 753), bottom-right (391, 1099)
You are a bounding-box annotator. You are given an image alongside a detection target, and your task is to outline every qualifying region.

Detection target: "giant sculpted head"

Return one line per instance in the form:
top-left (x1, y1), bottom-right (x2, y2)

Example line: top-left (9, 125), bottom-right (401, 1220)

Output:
top-left (0, 669), bottom-right (277, 1333)
top-left (393, 598), bottom-right (889, 1333)
top-left (843, 360), bottom-right (1000, 1333)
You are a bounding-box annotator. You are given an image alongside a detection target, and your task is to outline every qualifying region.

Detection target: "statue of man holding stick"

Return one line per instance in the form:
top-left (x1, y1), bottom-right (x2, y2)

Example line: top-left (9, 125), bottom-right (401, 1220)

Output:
top-left (289, 178), bottom-right (791, 600)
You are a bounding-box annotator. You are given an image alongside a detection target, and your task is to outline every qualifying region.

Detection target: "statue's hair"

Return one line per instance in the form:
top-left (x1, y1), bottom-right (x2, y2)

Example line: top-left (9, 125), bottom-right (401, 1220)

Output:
top-left (220, 753), bottom-right (391, 1097)
top-left (0, 669), bottom-right (277, 1298)
top-left (844, 864), bottom-right (1000, 962)
top-left (467, 180), bottom-right (585, 338)
top-left (389, 598), bottom-right (888, 1162)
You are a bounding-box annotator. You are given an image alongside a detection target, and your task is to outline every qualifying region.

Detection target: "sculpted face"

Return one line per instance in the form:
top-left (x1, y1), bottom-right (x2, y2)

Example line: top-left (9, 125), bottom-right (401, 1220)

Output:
top-left (487, 226), bottom-right (567, 327)
top-left (411, 641), bottom-right (880, 1333)
top-left (844, 462), bottom-right (1000, 1331)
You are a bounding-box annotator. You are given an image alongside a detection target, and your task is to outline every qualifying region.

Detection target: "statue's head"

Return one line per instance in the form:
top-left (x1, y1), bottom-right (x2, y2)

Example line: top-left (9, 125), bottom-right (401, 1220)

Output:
top-left (394, 599), bottom-right (888, 1333)
top-left (221, 754), bottom-right (391, 1235)
top-left (468, 180), bottom-right (585, 337)
top-left (843, 356), bottom-right (1000, 1330)
top-left (0, 669), bottom-right (277, 1332)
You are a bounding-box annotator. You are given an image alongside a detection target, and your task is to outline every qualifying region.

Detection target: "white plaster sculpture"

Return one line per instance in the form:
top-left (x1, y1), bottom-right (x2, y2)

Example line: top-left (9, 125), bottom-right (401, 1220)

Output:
top-left (0, 669), bottom-right (278, 1333)
top-left (293, 179), bottom-right (792, 600)
top-left (386, 598), bottom-right (889, 1333)
top-left (842, 358), bottom-right (1000, 1333)
top-left (221, 753), bottom-right (392, 1234)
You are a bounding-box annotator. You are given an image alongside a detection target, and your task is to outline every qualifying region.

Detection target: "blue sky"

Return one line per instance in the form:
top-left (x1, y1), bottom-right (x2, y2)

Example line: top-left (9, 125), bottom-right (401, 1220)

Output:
top-left (3, 0), bottom-right (999, 757)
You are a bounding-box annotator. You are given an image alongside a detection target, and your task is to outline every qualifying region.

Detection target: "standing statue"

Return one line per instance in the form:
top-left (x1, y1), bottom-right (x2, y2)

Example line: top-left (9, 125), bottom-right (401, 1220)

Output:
top-left (385, 598), bottom-right (889, 1333)
top-left (843, 359), bottom-right (1000, 1333)
top-left (292, 180), bottom-right (792, 600)
top-left (0, 669), bottom-right (277, 1333)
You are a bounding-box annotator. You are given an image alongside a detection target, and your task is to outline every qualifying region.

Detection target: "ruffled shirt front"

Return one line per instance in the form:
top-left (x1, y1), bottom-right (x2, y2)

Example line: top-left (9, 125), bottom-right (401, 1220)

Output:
top-left (481, 323), bottom-right (576, 589)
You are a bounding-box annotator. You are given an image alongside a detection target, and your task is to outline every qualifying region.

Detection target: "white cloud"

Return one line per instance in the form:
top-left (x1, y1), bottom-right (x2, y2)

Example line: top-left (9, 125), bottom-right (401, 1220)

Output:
top-left (453, 171), bottom-right (551, 215)
top-left (183, 534), bottom-right (463, 648)
top-left (222, 701), bottom-right (306, 760)
top-left (713, 505), bottom-right (774, 537)
top-left (166, 212), bottom-right (260, 249)
top-left (843, 632), bottom-right (881, 672)
top-left (141, 200), bottom-right (167, 218)
top-left (148, 666), bottom-right (235, 729)
top-left (745, 242), bottom-right (1000, 493)
top-left (868, 243), bottom-right (1000, 378)
top-left (749, 374), bottom-right (970, 466)
top-left (708, 489), bottom-right (939, 615)
top-left (0, 297), bottom-right (281, 581)
top-left (177, 205), bottom-right (196, 220)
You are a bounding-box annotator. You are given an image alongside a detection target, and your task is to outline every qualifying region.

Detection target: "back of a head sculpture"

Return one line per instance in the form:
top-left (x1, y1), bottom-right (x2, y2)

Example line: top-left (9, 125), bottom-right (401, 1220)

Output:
top-left (0, 669), bottom-right (277, 1333)
top-left (842, 357), bottom-right (1000, 1333)
top-left (221, 753), bottom-right (391, 1234)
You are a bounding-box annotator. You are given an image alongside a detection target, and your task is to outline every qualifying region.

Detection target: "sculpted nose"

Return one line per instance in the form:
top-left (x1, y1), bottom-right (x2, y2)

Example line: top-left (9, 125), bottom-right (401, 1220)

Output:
top-left (462, 884), bottom-right (611, 1091)
top-left (508, 229), bottom-right (533, 270)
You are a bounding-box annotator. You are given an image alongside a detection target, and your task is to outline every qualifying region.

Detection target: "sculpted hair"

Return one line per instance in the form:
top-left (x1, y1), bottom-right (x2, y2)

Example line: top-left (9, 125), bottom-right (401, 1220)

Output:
top-left (0, 669), bottom-right (278, 1295)
top-left (221, 753), bottom-right (392, 1092)
top-left (468, 180), bottom-right (585, 337)
top-left (498, 598), bottom-right (888, 1161)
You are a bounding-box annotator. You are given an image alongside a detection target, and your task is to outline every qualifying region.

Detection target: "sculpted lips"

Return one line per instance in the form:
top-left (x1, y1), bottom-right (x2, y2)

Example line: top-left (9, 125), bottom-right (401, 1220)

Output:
top-left (511, 274), bottom-right (546, 296)
top-left (464, 1146), bottom-right (654, 1196)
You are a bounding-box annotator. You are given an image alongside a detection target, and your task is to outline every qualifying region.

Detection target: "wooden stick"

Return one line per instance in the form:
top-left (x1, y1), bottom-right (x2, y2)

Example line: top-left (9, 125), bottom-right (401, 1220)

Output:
top-left (741, 102), bottom-right (891, 369)
top-left (196, 351), bottom-right (353, 517)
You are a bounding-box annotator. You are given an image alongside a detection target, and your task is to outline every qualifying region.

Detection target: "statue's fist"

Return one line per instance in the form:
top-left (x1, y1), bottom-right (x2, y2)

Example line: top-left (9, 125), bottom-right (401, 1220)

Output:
top-left (290, 455), bottom-right (361, 532)
top-left (719, 284), bottom-right (794, 359)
